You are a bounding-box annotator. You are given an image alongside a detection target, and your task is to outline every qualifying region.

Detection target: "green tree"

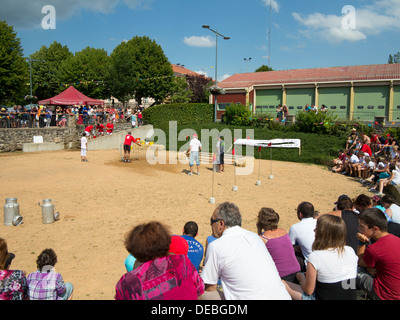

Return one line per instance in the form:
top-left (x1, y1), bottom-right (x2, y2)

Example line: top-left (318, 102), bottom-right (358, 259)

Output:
top-left (29, 41), bottom-right (73, 100)
top-left (168, 76), bottom-right (192, 103)
top-left (255, 65), bottom-right (274, 72)
top-left (60, 47), bottom-right (110, 100)
top-left (106, 41), bottom-right (136, 106)
top-left (0, 20), bottom-right (29, 105)
top-left (388, 52), bottom-right (400, 64)
top-left (107, 36), bottom-right (174, 106)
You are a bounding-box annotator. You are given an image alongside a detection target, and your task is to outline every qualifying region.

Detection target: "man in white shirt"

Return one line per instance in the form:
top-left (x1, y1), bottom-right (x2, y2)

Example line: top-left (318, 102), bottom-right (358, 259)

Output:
top-left (201, 202), bottom-right (291, 300)
top-left (289, 201), bottom-right (317, 272)
top-left (187, 134), bottom-right (202, 176)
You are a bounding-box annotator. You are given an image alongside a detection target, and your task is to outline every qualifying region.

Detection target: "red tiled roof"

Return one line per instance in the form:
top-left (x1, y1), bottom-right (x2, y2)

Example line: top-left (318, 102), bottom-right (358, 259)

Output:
top-left (219, 64), bottom-right (400, 89)
top-left (171, 64), bottom-right (199, 76)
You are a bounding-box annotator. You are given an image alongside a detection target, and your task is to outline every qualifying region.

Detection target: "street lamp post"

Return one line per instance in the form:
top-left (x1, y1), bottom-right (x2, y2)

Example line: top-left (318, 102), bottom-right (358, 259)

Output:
top-left (26, 58), bottom-right (46, 107)
top-left (244, 57), bottom-right (252, 73)
top-left (202, 25), bottom-right (230, 123)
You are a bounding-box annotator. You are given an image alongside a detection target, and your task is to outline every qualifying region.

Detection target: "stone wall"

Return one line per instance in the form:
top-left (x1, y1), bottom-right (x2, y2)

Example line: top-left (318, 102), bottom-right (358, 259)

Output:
top-left (0, 115), bottom-right (132, 153)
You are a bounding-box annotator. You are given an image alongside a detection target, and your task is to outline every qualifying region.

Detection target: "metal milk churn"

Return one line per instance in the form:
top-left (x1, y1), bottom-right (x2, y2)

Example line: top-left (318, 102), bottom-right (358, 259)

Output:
top-left (38, 199), bottom-right (60, 224)
top-left (3, 198), bottom-right (23, 226)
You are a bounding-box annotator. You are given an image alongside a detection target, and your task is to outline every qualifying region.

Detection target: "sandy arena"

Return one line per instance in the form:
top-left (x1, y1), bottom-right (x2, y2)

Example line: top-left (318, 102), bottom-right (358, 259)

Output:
top-left (0, 148), bottom-right (370, 300)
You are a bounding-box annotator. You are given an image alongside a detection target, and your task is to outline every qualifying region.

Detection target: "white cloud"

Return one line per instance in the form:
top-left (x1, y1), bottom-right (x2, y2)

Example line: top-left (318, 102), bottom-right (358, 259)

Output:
top-left (292, 0), bottom-right (400, 43)
top-left (183, 36), bottom-right (215, 48)
top-left (0, 0), bottom-right (153, 29)
top-left (219, 74), bottom-right (231, 82)
top-left (262, 0), bottom-right (280, 13)
top-left (123, 0), bottom-right (154, 10)
top-left (195, 70), bottom-right (209, 77)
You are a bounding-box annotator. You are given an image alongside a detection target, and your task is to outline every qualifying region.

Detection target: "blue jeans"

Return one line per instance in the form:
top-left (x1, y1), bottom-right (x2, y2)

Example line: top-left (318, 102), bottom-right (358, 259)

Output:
top-left (59, 282), bottom-right (74, 300)
top-left (189, 151), bottom-right (200, 167)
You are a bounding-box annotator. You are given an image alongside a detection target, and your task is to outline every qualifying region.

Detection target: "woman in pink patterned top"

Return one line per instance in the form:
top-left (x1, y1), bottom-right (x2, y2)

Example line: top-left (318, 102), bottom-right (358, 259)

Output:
top-left (115, 222), bottom-right (204, 300)
top-left (0, 238), bottom-right (29, 300)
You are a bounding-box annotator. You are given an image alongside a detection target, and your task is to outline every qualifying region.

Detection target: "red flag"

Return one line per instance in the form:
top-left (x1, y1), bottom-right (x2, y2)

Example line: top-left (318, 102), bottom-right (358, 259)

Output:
top-left (258, 146), bottom-right (262, 152)
top-left (268, 142), bottom-right (272, 147)
top-left (212, 153), bottom-right (216, 162)
top-left (232, 148), bottom-right (235, 155)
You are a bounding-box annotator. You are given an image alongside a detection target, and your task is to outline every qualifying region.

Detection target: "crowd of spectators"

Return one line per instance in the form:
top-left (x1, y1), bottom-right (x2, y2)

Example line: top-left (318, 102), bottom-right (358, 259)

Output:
top-left (2, 197), bottom-right (400, 301)
top-left (0, 105), bottom-right (144, 129)
top-left (115, 199), bottom-right (400, 301)
top-left (331, 128), bottom-right (400, 197)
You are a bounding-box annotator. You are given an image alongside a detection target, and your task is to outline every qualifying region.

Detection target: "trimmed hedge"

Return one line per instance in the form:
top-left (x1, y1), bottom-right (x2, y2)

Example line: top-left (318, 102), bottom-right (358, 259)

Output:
top-left (142, 103), bottom-right (213, 129)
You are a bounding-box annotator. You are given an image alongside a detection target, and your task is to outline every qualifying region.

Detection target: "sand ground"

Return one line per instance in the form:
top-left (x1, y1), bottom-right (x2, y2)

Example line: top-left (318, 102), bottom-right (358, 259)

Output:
top-left (0, 148), bottom-right (370, 300)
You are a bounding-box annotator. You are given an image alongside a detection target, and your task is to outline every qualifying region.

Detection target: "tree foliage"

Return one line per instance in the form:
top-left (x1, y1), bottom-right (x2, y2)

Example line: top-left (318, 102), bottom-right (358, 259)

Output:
top-left (106, 36), bottom-right (174, 106)
top-left (388, 52), bottom-right (400, 64)
top-left (168, 76), bottom-right (192, 104)
top-left (186, 74), bottom-right (213, 103)
top-left (255, 65), bottom-right (274, 72)
top-left (60, 47), bottom-right (110, 100)
top-left (29, 41), bottom-right (73, 100)
top-left (0, 20), bottom-right (29, 105)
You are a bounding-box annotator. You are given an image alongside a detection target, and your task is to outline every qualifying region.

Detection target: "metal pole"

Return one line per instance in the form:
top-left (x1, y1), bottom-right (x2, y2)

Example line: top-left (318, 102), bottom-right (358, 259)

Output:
top-left (202, 25), bottom-right (229, 123)
top-left (215, 33), bottom-right (218, 123)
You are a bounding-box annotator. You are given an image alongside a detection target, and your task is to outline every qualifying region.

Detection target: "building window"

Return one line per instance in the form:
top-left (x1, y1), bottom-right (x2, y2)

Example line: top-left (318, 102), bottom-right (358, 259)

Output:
top-left (218, 103), bottom-right (232, 111)
top-left (331, 106), bottom-right (337, 109)
top-left (377, 105), bottom-right (385, 109)
top-left (340, 106), bottom-right (347, 109)
top-left (367, 105), bottom-right (374, 110)
top-left (357, 106), bottom-right (364, 109)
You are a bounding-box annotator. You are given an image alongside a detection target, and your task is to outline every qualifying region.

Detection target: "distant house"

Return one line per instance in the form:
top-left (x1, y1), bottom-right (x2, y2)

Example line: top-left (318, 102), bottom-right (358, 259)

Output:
top-left (171, 64), bottom-right (200, 77)
top-left (213, 64), bottom-right (400, 122)
top-left (105, 64), bottom-right (203, 108)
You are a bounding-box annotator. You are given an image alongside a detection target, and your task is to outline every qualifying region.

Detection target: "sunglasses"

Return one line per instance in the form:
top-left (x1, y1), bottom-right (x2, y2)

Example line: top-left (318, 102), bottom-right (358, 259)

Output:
top-left (210, 218), bottom-right (223, 225)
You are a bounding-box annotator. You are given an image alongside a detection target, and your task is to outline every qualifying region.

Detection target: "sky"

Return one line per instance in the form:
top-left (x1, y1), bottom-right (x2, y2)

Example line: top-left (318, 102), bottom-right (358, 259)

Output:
top-left (2, 0), bottom-right (400, 82)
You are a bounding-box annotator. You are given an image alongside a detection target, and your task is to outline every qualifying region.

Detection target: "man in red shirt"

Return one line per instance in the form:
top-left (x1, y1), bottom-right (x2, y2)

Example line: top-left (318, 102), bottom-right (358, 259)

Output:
top-left (96, 122), bottom-right (105, 136)
top-left (357, 208), bottom-right (400, 300)
top-left (85, 125), bottom-right (94, 139)
top-left (106, 122), bottom-right (114, 135)
top-left (123, 131), bottom-right (140, 163)
top-left (361, 140), bottom-right (372, 157)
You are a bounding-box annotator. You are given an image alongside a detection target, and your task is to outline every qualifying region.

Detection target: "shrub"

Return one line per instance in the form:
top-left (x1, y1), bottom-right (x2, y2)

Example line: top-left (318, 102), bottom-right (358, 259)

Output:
top-left (142, 103), bottom-right (213, 129)
top-left (223, 104), bottom-right (252, 126)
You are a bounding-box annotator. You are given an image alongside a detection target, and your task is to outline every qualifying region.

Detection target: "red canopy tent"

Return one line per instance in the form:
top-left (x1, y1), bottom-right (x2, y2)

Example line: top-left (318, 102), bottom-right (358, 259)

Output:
top-left (38, 86), bottom-right (104, 106)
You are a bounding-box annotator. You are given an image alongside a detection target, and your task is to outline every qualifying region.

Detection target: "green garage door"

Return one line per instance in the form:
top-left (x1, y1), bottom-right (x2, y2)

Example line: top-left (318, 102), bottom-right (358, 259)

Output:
top-left (286, 88), bottom-right (315, 115)
top-left (353, 86), bottom-right (389, 121)
top-left (318, 87), bottom-right (350, 120)
top-left (392, 86), bottom-right (400, 121)
top-left (255, 89), bottom-right (282, 114)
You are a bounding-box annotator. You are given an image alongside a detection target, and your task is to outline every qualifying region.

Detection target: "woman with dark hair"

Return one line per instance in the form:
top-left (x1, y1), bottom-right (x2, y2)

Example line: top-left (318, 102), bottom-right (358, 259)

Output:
top-left (256, 208), bottom-right (300, 282)
top-left (283, 215), bottom-right (358, 300)
top-left (0, 238), bottom-right (29, 300)
top-left (115, 221), bottom-right (204, 300)
top-left (27, 248), bottom-right (74, 300)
